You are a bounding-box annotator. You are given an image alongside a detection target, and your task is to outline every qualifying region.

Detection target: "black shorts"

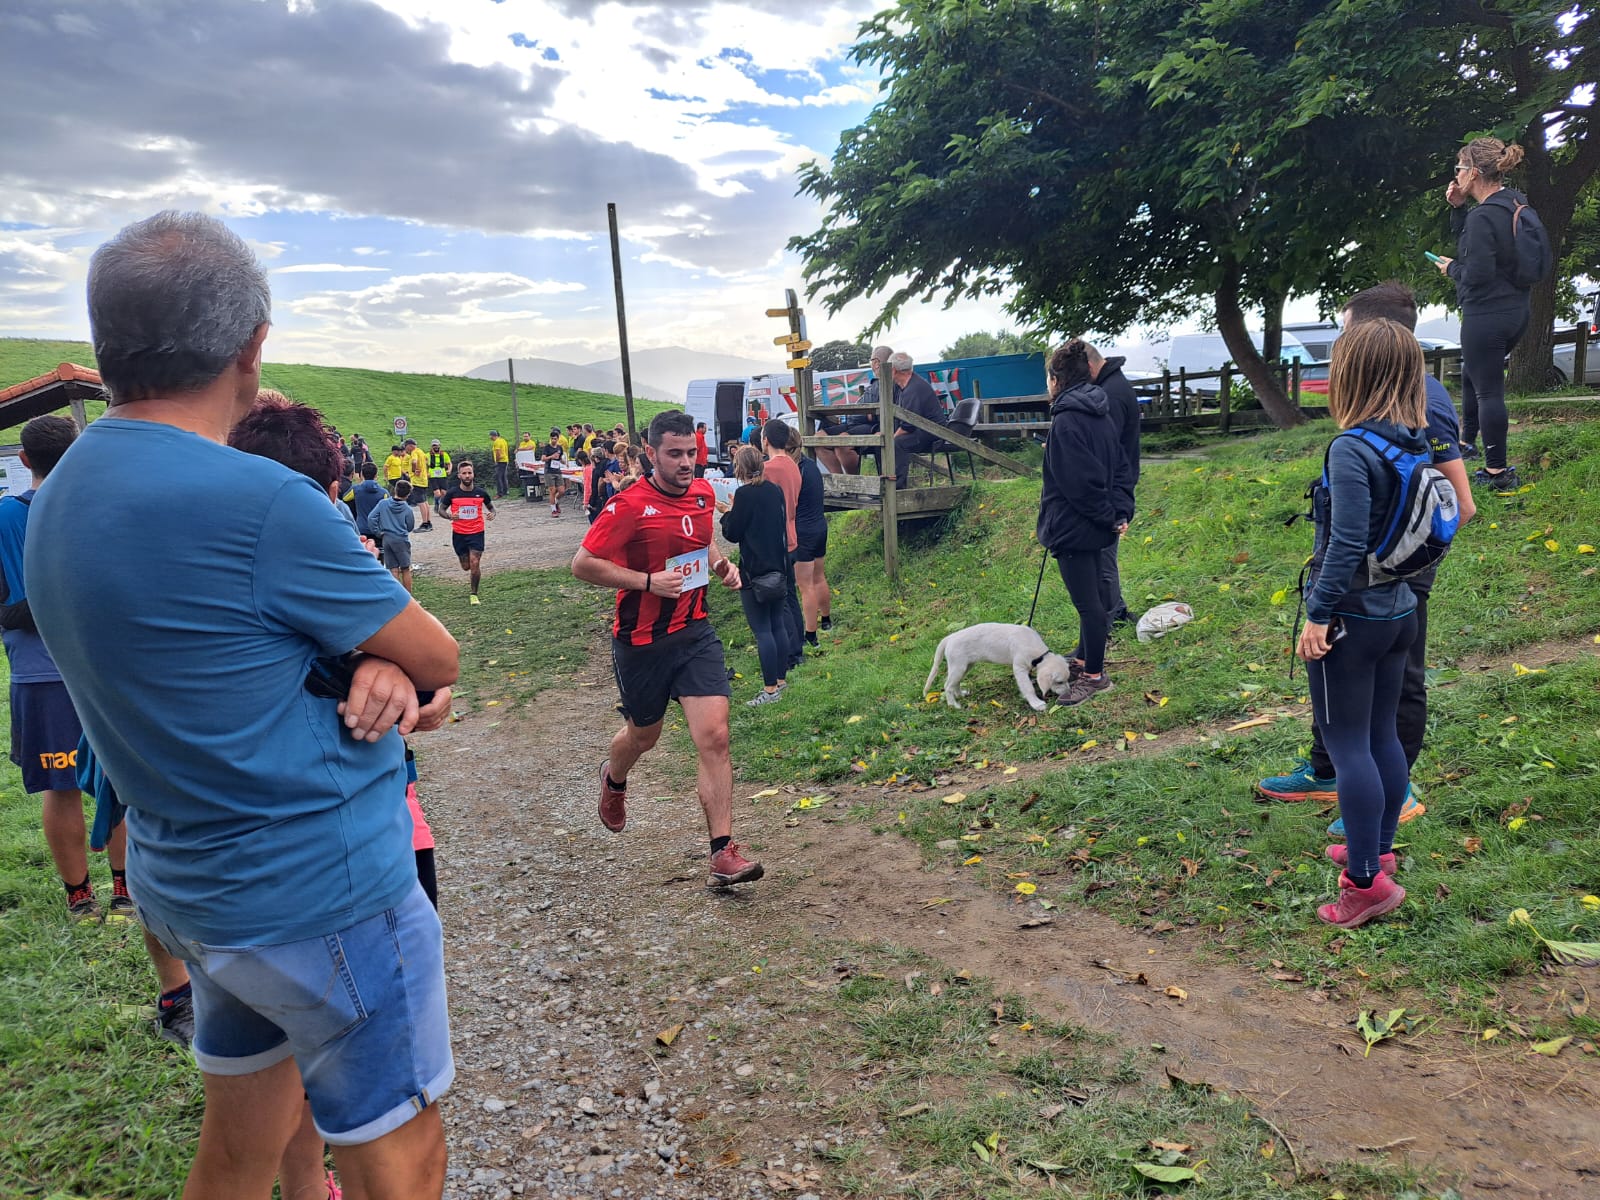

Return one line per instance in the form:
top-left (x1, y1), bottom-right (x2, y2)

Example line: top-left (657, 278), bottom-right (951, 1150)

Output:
top-left (407, 487), bottom-right (429, 506)
top-left (429, 478), bottom-right (449, 493)
top-left (794, 524), bottom-right (828, 563)
top-left (9, 680), bottom-right (84, 793)
top-left (611, 620), bottom-right (729, 728)
top-left (452, 531), bottom-right (485, 557)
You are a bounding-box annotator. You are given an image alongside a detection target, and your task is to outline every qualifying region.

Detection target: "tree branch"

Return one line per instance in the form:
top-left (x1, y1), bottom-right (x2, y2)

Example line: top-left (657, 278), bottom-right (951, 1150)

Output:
top-left (994, 77), bottom-right (1088, 121)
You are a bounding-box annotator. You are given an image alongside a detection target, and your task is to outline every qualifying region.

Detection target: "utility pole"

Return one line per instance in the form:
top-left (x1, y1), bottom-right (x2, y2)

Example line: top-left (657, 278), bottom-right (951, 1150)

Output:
top-left (607, 203), bottom-right (638, 444)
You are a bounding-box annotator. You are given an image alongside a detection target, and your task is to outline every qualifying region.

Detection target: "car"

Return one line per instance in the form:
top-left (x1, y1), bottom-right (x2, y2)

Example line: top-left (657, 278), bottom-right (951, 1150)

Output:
top-left (1549, 292), bottom-right (1600, 386)
top-left (1162, 331), bottom-right (1317, 397)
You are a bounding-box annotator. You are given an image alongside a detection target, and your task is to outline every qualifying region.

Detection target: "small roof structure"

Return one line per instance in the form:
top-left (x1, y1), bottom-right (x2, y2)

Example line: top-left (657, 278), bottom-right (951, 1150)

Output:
top-left (0, 363), bottom-right (105, 433)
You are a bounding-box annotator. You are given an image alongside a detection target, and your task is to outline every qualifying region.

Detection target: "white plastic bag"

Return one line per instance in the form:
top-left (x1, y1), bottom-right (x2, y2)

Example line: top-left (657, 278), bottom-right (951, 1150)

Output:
top-left (1136, 601), bottom-right (1193, 643)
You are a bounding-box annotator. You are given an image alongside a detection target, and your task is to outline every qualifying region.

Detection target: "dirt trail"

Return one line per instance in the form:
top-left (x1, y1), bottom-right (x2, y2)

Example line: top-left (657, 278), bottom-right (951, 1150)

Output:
top-left (755, 808), bottom-right (1600, 1199)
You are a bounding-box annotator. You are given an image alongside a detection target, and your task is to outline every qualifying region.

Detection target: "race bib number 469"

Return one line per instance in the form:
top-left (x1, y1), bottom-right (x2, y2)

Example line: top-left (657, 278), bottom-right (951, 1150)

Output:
top-left (458, 503), bottom-right (480, 521)
top-left (665, 547), bottom-right (709, 591)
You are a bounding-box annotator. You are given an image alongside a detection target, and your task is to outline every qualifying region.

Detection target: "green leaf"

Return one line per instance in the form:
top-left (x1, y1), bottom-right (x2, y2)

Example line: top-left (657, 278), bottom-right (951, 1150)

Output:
top-left (1132, 1161), bottom-right (1200, 1184)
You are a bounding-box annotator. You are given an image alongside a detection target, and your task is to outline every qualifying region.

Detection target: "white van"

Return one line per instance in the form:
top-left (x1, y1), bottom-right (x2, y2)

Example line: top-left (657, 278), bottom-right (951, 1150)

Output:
top-left (684, 375), bottom-right (799, 469)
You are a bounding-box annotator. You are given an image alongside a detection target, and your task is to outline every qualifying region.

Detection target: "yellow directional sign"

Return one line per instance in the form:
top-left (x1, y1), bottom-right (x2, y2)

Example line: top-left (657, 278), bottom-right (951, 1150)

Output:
top-left (765, 308), bottom-right (791, 318)
top-left (773, 333), bottom-right (805, 346)
top-left (787, 357), bottom-right (812, 369)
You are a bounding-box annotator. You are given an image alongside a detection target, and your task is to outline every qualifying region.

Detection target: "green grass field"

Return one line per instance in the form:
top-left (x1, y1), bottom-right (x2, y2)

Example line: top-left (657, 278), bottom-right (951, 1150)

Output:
top-left (711, 403), bottom-right (1600, 1029)
top-left (0, 338), bottom-right (676, 453)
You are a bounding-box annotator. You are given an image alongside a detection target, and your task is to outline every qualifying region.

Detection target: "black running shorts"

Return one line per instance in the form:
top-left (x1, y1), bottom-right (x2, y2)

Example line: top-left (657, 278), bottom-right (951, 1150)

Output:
top-left (610, 620), bottom-right (729, 728)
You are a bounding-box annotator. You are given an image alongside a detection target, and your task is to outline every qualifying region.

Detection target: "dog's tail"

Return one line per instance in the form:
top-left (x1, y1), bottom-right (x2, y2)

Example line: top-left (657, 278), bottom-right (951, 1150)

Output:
top-left (923, 636), bottom-right (949, 696)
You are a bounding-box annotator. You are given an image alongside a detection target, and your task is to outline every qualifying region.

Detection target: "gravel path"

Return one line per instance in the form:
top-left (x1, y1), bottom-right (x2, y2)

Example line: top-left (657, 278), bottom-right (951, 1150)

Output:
top-left (420, 652), bottom-right (825, 1199)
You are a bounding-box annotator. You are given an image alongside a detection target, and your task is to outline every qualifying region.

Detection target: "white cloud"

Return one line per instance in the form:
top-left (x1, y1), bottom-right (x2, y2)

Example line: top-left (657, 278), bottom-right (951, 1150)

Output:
top-left (290, 271), bottom-right (586, 330)
top-left (273, 263), bottom-right (392, 274)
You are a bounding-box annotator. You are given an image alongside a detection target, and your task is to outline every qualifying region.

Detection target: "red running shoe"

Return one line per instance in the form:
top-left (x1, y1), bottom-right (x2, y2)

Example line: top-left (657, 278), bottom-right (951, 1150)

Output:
top-left (1325, 845), bottom-right (1397, 876)
top-left (598, 760), bottom-right (627, 833)
top-left (708, 842), bottom-right (764, 887)
top-left (1317, 871), bottom-right (1406, 929)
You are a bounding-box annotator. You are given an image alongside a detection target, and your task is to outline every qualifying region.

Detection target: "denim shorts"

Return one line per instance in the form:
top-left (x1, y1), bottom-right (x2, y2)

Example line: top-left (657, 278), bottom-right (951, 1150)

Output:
top-left (140, 883), bottom-right (453, 1145)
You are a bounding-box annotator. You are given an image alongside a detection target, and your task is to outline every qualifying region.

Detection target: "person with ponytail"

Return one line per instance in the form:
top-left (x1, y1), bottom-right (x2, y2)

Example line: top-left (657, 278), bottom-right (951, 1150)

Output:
top-left (1035, 339), bottom-right (1133, 707)
top-left (1433, 136), bottom-right (1532, 490)
top-left (1298, 319), bottom-right (1431, 929)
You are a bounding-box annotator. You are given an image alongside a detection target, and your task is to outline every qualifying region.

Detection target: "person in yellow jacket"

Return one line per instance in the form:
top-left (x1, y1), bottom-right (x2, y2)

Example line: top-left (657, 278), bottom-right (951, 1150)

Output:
top-left (426, 439), bottom-right (452, 517)
top-left (383, 444), bottom-right (408, 493)
top-left (490, 430), bottom-right (511, 498)
top-left (405, 439), bottom-right (432, 530)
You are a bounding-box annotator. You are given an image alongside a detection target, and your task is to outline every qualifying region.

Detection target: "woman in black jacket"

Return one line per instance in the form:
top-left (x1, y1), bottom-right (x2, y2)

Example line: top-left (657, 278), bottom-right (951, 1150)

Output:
top-left (718, 446), bottom-right (795, 706)
top-left (1036, 340), bottom-right (1133, 707)
top-left (1435, 136), bottom-right (1531, 490)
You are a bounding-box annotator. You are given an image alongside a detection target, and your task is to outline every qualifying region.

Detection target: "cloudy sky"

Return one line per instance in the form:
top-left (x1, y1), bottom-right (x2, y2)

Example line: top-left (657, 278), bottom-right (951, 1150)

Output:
top-left (0, 0), bottom-right (1025, 376)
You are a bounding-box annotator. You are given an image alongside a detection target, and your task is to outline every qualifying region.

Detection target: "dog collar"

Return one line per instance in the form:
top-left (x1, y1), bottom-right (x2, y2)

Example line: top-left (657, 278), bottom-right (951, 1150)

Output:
top-left (1030, 652), bottom-right (1048, 670)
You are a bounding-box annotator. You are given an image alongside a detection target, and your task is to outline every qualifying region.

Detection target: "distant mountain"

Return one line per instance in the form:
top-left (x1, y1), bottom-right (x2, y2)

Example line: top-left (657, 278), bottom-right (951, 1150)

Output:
top-left (467, 346), bottom-right (780, 405)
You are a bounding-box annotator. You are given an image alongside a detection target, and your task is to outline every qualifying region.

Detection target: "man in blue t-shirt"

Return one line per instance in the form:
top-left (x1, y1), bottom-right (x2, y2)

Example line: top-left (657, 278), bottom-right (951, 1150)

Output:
top-left (0, 416), bottom-right (131, 924)
top-left (1257, 281), bottom-right (1477, 823)
top-left (28, 212), bottom-right (461, 1197)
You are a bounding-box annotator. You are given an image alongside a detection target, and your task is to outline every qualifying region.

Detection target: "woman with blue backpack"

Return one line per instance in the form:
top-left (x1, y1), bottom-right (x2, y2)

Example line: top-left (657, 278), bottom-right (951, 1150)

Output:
top-left (1434, 136), bottom-right (1549, 491)
top-left (1298, 318), bottom-right (1459, 929)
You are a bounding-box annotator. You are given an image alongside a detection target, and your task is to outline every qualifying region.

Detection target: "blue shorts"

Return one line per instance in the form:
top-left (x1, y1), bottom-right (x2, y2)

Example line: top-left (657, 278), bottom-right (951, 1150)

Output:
top-left (140, 883), bottom-right (453, 1145)
top-left (8, 680), bottom-right (83, 793)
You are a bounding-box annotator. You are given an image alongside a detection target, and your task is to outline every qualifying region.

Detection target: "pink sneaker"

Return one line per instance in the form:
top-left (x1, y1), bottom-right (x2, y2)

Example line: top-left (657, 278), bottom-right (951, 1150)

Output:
top-left (708, 842), bottom-right (764, 887)
top-left (598, 760), bottom-right (627, 833)
top-left (1317, 871), bottom-right (1406, 929)
top-left (1325, 845), bottom-right (1398, 877)
top-left (326, 1169), bottom-right (343, 1200)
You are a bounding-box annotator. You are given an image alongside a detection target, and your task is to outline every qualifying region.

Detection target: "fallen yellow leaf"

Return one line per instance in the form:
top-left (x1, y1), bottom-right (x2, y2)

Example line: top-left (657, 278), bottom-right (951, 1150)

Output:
top-left (1511, 662), bottom-right (1547, 676)
top-left (1165, 986), bottom-right (1188, 1001)
top-left (1079, 740), bottom-right (1098, 751)
top-left (942, 792), bottom-right (967, 805)
top-left (749, 788), bottom-right (780, 799)
top-left (1226, 716), bottom-right (1273, 732)
top-left (845, 714), bottom-right (863, 724)
top-left (1482, 1028), bottom-right (1500, 1041)
top-left (656, 1024), bottom-right (684, 1046)
top-left (1015, 882), bottom-right (1037, 895)
top-left (1545, 539), bottom-right (1560, 552)
top-left (1579, 544), bottom-right (1596, 554)
top-left (1270, 588), bottom-right (1288, 606)
top-left (963, 854), bottom-right (983, 866)
top-left (1003, 766), bottom-right (1019, 775)
top-left (1532, 1035), bottom-right (1573, 1057)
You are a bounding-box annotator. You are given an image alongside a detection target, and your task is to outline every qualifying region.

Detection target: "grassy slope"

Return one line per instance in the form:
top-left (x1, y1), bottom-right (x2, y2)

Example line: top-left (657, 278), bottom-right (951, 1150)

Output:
top-left (713, 403), bottom-right (1600, 1028)
top-left (0, 338), bottom-right (677, 450)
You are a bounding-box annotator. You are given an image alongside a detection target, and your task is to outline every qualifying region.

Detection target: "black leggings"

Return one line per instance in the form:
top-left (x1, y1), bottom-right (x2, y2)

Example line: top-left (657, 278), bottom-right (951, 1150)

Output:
top-left (1311, 589), bottom-right (1429, 777)
top-left (1460, 305), bottom-right (1528, 470)
top-left (415, 848), bottom-right (438, 909)
top-left (740, 587), bottom-right (791, 687)
top-left (1307, 611), bottom-right (1417, 880)
top-left (1057, 551), bottom-right (1109, 674)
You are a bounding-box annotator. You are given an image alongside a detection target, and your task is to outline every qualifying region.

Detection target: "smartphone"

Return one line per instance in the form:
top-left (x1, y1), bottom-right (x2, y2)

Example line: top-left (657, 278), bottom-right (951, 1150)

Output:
top-left (1326, 617), bottom-right (1348, 646)
top-left (1423, 251), bottom-right (1442, 264)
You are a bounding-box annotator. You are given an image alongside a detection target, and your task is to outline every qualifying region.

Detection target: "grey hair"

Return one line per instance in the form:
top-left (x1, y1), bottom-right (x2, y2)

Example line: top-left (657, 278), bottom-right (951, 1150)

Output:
top-left (888, 351), bottom-right (914, 372)
top-left (88, 211), bottom-right (271, 404)
top-left (869, 344), bottom-right (894, 364)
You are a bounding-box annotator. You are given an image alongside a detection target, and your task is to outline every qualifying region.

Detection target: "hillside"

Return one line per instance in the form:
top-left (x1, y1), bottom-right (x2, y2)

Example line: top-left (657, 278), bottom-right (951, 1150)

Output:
top-left (0, 339), bottom-right (678, 448)
top-left (466, 345), bottom-right (780, 405)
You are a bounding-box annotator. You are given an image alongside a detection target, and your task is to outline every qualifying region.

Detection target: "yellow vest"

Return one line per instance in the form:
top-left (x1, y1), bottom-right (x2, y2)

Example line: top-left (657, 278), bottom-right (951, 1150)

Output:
top-left (383, 454), bottom-right (406, 482)
top-left (492, 437), bottom-right (510, 463)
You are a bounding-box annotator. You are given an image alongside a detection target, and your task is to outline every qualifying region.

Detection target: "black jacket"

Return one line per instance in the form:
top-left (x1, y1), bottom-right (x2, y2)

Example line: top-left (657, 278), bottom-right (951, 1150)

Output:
top-left (1095, 356), bottom-right (1142, 491)
top-left (1448, 188), bottom-right (1533, 313)
top-left (1036, 382), bottom-right (1134, 554)
top-left (719, 479), bottom-right (789, 579)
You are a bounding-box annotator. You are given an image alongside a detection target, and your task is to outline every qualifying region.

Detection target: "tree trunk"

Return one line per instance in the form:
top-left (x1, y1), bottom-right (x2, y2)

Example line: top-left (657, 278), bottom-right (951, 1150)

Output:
top-left (1215, 262), bottom-right (1307, 429)
top-left (1261, 294), bottom-right (1285, 365)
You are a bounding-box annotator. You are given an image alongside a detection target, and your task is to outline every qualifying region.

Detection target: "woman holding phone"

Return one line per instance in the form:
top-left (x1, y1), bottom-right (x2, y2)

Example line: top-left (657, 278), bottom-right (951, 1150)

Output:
top-left (1298, 319), bottom-right (1429, 928)
top-left (1432, 136), bottom-right (1532, 489)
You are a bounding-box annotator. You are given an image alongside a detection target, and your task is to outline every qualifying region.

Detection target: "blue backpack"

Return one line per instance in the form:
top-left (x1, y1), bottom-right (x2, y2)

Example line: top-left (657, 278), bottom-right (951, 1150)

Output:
top-left (1318, 427), bottom-right (1461, 585)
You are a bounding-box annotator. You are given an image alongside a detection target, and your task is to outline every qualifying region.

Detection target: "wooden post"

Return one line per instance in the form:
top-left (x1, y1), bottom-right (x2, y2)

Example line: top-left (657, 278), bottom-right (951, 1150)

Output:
top-left (507, 358), bottom-right (520, 445)
top-left (69, 394), bottom-right (88, 431)
top-left (1575, 322), bottom-right (1589, 386)
top-left (1160, 369), bottom-right (1172, 418)
top-left (1219, 365), bottom-right (1232, 434)
top-left (877, 359), bottom-right (898, 582)
top-left (1290, 359), bottom-right (1302, 412)
top-left (1177, 367), bottom-right (1189, 416)
top-left (606, 203), bottom-right (639, 444)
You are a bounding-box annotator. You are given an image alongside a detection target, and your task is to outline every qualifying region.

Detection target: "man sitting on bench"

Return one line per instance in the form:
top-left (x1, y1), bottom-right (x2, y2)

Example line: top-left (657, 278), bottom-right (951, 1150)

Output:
top-left (889, 352), bottom-right (948, 488)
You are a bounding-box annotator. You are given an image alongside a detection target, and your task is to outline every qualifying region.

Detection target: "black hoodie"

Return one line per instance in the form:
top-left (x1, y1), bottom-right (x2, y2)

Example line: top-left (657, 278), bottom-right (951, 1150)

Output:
top-left (1036, 381), bottom-right (1134, 554)
top-left (1448, 188), bottom-right (1534, 313)
top-left (1095, 355), bottom-right (1142, 488)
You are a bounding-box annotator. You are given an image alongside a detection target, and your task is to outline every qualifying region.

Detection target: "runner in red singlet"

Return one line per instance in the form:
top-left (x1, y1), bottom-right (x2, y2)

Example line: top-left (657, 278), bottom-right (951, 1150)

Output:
top-left (571, 411), bottom-right (762, 887)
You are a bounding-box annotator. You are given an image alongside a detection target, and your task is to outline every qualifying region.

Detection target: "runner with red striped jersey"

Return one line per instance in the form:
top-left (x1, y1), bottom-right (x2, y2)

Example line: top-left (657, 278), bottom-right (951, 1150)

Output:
top-left (571, 411), bottom-right (763, 888)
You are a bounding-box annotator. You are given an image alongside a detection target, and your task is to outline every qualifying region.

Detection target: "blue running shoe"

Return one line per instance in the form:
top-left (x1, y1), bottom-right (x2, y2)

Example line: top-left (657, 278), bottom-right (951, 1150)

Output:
top-left (1328, 784), bottom-right (1425, 839)
top-left (1255, 759), bottom-right (1337, 802)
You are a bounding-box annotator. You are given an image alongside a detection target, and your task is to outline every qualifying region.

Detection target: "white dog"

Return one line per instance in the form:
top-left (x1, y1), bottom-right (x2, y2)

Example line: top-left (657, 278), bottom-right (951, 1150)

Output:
top-left (924, 623), bottom-right (1075, 712)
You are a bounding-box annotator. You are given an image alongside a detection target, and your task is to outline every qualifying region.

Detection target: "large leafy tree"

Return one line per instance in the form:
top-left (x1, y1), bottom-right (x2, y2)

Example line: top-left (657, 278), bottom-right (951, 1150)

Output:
top-left (940, 330), bottom-right (1043, 359)
top-left (794, 0), bottom-right (1593, 424)
top-left (809, 339), bottom-right (872, 371)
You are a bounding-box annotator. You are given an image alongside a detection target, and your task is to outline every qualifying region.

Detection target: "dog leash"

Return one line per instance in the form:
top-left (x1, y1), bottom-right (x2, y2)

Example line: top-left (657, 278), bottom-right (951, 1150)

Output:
top-left (1025, 545), bottom-right (1049, 629)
